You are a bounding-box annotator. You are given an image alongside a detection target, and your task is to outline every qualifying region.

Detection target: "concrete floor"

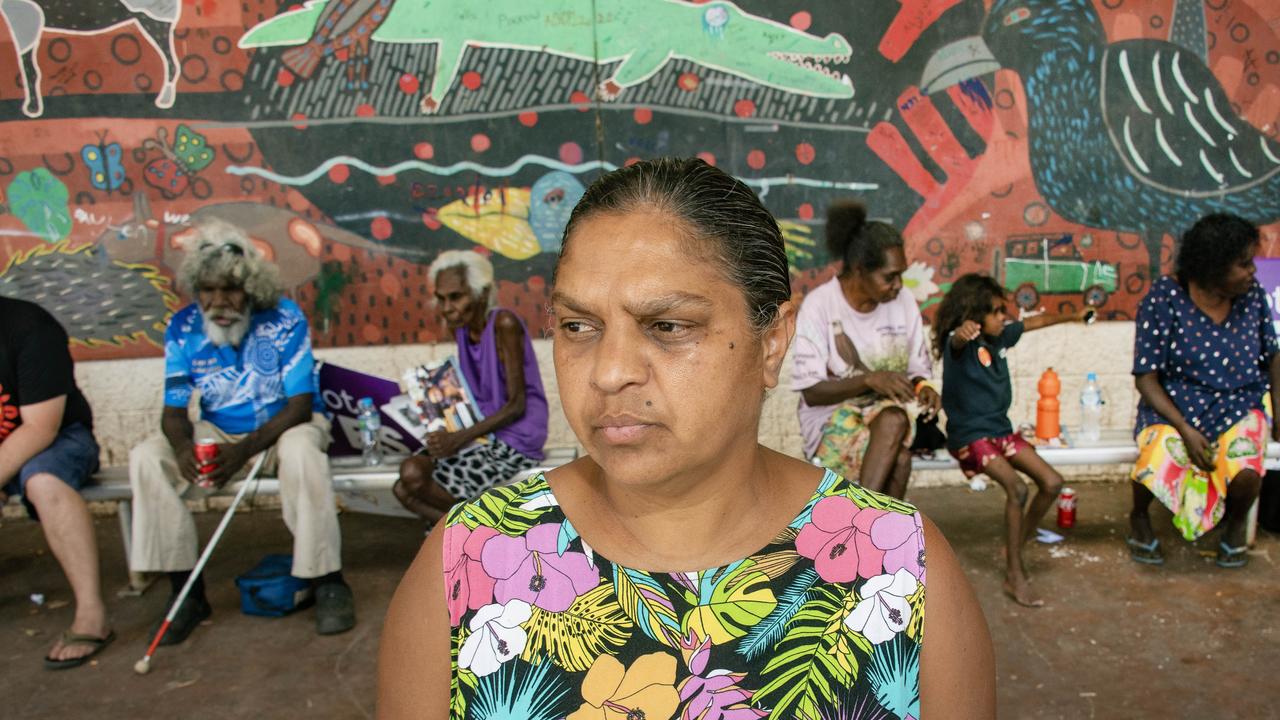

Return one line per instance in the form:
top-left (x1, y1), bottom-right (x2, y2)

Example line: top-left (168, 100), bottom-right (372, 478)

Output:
top-left (2, 481), bottom-right (1277, 719)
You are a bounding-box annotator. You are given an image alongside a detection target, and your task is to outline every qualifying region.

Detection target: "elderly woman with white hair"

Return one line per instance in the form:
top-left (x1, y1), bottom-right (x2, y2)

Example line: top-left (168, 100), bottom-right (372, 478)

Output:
top-left (128, 221), bottom-right (355, 643)
top-left (393, 250), bottom-right (549, 521)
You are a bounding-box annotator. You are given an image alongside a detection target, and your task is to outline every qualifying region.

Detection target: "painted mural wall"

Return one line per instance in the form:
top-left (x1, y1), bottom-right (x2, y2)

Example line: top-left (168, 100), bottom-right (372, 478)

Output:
top-left (1, 0), bottom-right (1277, 362)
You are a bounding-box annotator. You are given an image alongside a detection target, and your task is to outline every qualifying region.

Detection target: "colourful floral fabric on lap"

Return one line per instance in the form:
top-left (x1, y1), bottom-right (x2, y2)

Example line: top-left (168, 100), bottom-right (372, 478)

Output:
top-left (444, 470), bottom-right (927, 720)
top-left (814, 399), bottom-right (916, 481)
top-left (1131, 409), bottom-right (1267, 540)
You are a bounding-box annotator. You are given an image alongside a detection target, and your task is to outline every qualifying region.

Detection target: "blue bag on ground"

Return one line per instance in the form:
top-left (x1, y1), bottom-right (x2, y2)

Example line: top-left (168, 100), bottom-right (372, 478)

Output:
top-left (235, 554), bottom-right (315, 617)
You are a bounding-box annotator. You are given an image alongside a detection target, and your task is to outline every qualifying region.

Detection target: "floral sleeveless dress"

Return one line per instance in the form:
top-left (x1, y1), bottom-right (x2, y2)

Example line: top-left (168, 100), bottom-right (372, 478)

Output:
top-left (443, 470), bottom-right (927, 720)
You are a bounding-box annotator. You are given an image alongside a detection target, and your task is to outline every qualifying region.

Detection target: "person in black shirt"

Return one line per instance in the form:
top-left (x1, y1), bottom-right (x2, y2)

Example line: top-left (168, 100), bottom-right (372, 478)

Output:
top-left (0, 296), bottom-right (110, 669)
top-left (934, 274), bottom-right (1089, 607)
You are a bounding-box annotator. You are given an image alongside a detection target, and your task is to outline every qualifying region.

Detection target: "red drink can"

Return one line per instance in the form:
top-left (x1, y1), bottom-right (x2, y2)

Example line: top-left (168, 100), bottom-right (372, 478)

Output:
top-left (194, 439), bottom-right (219, 485)
top-left (1057, 487), bottom-right (1077, 529)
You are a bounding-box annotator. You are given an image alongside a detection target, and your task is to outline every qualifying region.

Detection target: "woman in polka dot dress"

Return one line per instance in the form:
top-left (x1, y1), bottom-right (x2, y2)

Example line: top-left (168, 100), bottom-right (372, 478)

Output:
top-left (1129, 213), bottom-right (1280, 568)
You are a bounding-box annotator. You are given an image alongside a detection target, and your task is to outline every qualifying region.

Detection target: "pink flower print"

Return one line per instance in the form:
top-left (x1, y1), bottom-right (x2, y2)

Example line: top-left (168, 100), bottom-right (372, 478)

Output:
top-left (481, 523), bottom-right (600, 612)
top-left (678, 670), bottom-right (768, 720)
top-left (443, 524), bottom-right (498, 625)
top-left (871, 511), bottom-right (926, 584)
top-left (677, 627), bottom-right (712, 676)
top-left (795, 496), bottom-right (887, 583)
top-left (676, 630), bottom-right (765, 720)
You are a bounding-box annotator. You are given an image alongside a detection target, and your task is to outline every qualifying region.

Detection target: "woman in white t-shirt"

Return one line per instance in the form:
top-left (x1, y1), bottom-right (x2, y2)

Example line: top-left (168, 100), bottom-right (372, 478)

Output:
top-left (792, 201), bottom-right (937, 498)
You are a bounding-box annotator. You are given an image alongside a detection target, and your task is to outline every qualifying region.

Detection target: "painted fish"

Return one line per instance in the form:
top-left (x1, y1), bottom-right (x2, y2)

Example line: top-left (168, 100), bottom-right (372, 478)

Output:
top-left (437, 187), bottom-right (540, 260)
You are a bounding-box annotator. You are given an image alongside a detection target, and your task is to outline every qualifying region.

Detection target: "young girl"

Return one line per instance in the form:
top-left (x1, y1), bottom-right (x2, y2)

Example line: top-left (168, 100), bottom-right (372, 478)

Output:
top-left (934, 273), bottom-right (1090, 607)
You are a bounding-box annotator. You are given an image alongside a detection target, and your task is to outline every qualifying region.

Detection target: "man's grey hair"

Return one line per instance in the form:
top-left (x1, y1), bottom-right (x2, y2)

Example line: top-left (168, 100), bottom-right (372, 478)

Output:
top-left (177, 220), bottom-right (282, 310)
top-left (428, 250), bottom-right (495, 310)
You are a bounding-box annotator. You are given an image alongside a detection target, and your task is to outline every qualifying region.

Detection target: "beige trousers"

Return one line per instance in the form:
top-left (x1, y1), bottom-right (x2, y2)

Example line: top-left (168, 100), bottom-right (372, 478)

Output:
top-left (128, 413), bottom-right (341, 579)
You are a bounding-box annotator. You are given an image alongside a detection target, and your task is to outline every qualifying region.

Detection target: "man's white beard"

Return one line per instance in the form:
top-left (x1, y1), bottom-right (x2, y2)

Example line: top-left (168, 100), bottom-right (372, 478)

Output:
top-left (203, 312), bottom-right (250, 347)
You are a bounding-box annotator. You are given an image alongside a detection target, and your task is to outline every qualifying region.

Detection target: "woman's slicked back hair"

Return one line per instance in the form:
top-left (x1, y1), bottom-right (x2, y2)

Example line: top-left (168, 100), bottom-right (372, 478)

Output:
top-left (558, 157), bottom-right (791, 334)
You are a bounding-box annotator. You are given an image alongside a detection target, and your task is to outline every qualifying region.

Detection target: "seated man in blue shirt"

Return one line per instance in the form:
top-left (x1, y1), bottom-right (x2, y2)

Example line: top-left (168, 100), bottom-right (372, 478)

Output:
top-left (129, 221), bottom-right (353, 643)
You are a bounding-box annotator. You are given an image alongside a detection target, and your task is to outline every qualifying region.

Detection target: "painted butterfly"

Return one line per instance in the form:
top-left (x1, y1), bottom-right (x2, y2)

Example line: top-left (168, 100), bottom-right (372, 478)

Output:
top-left (142, 125), bottom-right (216, 199)
top-left (82, 132), bottom-right (126, 193)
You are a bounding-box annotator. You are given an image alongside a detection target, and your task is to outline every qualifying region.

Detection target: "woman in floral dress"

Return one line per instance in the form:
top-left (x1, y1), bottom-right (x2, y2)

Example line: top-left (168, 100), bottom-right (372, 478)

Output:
top-left (377, 158), bottom-right (995, 719)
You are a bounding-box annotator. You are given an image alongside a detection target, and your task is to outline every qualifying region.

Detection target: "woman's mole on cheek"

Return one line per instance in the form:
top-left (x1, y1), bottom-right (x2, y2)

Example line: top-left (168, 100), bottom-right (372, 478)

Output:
top-left (729, 342), bottom-right (735, 349)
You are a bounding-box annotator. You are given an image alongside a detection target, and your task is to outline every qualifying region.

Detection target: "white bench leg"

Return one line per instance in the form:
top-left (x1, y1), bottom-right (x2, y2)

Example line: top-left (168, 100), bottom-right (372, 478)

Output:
top-left (114, 500), bottom-right (154, 595)
top-left (117, 500), bottom-right (131, 560)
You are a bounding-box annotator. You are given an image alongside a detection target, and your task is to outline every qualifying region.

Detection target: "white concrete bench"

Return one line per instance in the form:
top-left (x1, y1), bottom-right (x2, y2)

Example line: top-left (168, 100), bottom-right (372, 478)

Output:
top-left (56, 446), bottom-right (581, 575)
top-left (912, 430), bottom-right (1280, 471)
top-left (17, 430), bottom-right (1278, 568)
top-left (910, 429), bottom-right (1280, 543)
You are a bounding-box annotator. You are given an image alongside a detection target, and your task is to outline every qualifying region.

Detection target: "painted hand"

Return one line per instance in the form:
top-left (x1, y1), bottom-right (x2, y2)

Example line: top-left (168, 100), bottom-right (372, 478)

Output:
top-left (867, 74), bottom-right (1032, 244)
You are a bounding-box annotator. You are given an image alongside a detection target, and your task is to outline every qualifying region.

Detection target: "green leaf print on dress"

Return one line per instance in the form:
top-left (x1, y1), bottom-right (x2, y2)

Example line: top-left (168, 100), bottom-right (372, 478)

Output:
top-left (522, 584), bottom-right (633, 672)
top-left (450, 475), bottom-right (556, 536)
top-left (613, 566), bottom-right (683, 647)
top-left (737, 567), bottom-right (820, 661)
top-left (753, 584), bottom-right (868, 719)
top-left (679, 560), bottom-right (777, 645)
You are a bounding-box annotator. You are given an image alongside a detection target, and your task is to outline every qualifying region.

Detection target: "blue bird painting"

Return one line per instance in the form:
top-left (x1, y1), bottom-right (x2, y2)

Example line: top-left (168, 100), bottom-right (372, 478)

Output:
top-left (922, 0), bottom-right (1280, 275)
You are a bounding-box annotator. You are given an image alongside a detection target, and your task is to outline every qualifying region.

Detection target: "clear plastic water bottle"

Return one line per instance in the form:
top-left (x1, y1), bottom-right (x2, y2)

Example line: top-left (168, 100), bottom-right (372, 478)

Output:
top-left (357, 397), bottom-right (383, 466)
top-left (1079, 373), bottom-right (1103, 443)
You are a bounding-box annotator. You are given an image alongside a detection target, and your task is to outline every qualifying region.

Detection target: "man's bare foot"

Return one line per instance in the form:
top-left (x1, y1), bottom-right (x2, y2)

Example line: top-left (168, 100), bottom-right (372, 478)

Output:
top-left (1003, 577), bottom-right (1044, 608)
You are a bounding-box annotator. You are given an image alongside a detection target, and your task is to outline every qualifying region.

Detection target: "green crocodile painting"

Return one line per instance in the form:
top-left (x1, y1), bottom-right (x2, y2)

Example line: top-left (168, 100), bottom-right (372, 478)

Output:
top-left (239, 0), bottom-right (853, 112)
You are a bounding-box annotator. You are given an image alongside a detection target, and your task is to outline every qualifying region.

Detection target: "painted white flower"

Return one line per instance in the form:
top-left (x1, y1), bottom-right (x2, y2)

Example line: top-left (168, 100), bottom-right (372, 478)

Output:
top-left (845, 568), bottom-right (919, 645)
top-left (902, 262), bottom-right (939, 304)
top-left (458, 599), bottom-right (531, 677)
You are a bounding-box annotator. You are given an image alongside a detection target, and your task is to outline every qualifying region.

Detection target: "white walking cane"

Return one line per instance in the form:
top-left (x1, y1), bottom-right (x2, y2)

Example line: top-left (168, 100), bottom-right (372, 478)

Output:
top-left (133, 451), bottom-right (267, 675)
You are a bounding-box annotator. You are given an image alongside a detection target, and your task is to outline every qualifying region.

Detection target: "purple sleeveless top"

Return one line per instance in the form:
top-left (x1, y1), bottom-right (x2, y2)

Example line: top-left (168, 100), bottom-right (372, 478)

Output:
top-left (455, 309), bottom-right (548, 460)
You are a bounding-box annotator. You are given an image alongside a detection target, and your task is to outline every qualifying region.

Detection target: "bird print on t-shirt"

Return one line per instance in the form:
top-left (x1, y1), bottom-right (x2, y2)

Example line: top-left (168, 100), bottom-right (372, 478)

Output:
top-left (832, 320), bottom-right (871, 378)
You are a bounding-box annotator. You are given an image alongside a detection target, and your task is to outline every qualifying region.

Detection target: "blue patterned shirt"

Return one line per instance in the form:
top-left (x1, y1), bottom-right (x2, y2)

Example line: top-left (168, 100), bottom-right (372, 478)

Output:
top-left (1133, 276), bottom-right (1278, 437)
top-left (163, 298), bottom-right (322, 434)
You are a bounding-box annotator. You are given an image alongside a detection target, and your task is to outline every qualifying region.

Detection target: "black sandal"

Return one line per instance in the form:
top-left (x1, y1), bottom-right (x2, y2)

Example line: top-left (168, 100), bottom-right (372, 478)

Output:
top-left (1216, 541), bottom-right (1248, 568)
top-left (44, 630), bottom-right (115, 670)
top-left (1126, 536), bottom-right (1164, 565)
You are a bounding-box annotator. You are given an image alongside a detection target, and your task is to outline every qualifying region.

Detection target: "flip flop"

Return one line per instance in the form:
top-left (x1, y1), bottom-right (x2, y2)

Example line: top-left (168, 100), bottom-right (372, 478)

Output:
top-left (1126, 537), bottom-right (1164, 565)
top-left (1216, 541), bottom-right (1248, 569)
top-left (43, 629), bottom-right (115, 670)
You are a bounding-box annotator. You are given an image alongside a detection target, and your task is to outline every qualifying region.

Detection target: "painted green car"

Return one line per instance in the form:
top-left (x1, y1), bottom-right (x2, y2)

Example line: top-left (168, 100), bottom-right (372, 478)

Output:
top-left (998, 234), bottom-right (1118, 309)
